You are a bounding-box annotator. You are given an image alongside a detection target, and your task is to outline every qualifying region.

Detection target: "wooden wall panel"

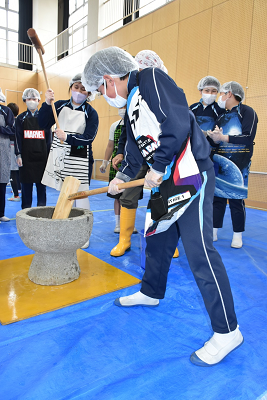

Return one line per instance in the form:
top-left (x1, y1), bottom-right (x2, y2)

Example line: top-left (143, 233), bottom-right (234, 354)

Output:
top-left (112, 23), bottom-right (132, 48)
top-left (0, 66), bottom-right (38, 114)
top-left (246, 96), bottom-right (267, 173)
top-left (128, 13), bottom-right (153, 43)
top-left (212, 0), bottom-right (226, 6)
top-left (0, 66), bottom-right (18, 81)
top-left (209, 0), bottom-right (253, 89)
top-left (127, 36), bottom-right (152, 59)
top-left (93, 116), bottom-right (111, 160)
top-left (152, 0), bottom-right (180, 32)
top-left (151, 23), bottom-right (178, 80)
top-left (175, 9), bottom-right (212, 106)
top-left (246, 0), bottom-right (267, 98)
top-left (180, 0), bottom-right (212, 20)
top-left (248, 174), bottom-right (267, 203)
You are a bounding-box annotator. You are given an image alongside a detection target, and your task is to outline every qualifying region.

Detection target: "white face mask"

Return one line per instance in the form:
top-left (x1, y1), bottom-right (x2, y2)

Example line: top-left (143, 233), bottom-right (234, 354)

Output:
top-left (71, 90), bottom-right (87, 104)
top-left (202, 93), bottom-right (217, 105)
top-left (217, 95), bottom-right (227, 109)
top-left (103, 80), bottom-right (127, 108)
top-left (118, 108), bottom-right (126, 118)
top-left (26, 100), bottom-right (38, 111)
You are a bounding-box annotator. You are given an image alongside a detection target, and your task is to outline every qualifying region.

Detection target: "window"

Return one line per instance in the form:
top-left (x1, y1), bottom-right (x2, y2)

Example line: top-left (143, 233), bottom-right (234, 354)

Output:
top-left (69, 0), bottom-right (88, 53)
top-left (0, 0), bottom-right (19, 65)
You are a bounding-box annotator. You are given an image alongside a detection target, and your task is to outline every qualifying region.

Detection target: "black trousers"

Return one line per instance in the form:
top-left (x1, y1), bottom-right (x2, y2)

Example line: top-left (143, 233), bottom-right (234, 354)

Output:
top-left (0, 183), bottom-right (7, 217)
top-left (141, 167), bottom-right (237, 334)
top-left (21, 183), bottom-right (46, 209)
top-left (213, 196), bottom-right (246, 232)
top-left (10, 170), bottom-right (21, 197)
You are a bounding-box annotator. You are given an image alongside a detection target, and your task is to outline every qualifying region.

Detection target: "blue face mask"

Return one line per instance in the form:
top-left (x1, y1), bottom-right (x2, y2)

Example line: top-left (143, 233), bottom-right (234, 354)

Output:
top-left (103, 80), bottom-right (127, 108)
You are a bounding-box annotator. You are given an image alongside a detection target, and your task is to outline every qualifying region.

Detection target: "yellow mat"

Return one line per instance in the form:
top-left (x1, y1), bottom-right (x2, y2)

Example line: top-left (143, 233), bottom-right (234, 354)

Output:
top-left (0, 250), bottom-right (141, 325)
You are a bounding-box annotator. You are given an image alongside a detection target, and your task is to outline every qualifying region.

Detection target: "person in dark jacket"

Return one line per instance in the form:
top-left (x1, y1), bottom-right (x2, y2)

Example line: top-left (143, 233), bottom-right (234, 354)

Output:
top-left (0, 88), bottom-right (15, 222)
top-left (109, 50), bottom-right (179, 258)
top-left (7, 102), bottom-right (21, 202)
top-left (15, 88), bottom-right (51, 209)
top-left (190, 76), bottom-right (224, 133)
top-left (81, 47), bottom-right (243, 367)
top-left (208, 81), bottom-right (258, 248)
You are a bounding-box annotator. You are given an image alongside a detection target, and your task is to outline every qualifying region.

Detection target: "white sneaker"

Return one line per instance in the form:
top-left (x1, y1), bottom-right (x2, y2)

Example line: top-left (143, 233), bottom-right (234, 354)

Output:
top-left (114, 226), bottom-right (120, 233)
top-left (231, 232), bottom-right (243, 248)
top-left (190, 326), bottom-right (244, 366)
top-left (81, 240), bottom-right (89, 249)
top-left (0, 216), bottom-right (10, 222)
top-left (213, 228), bottom-right (218, 242)
top-left (114, 291), bottom-right (159, 307)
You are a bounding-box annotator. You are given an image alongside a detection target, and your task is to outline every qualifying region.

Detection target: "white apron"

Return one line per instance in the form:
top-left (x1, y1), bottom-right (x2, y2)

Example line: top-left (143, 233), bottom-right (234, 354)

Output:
top-left (42, 107), bottom-right (89, 192)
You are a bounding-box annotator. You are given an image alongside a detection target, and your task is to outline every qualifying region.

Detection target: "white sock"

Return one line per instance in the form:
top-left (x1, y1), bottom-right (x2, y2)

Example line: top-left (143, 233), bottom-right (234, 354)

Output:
top-left (119, 291), bottom-right (159, 306)
top-left (233, 232), bottom-right (242, 239)
top-left (213, 327), bottom-right (239, 345)
top-left (115, 214), bottom-right (120, 228)
top-left (213, 228), bottom-right (218, 241)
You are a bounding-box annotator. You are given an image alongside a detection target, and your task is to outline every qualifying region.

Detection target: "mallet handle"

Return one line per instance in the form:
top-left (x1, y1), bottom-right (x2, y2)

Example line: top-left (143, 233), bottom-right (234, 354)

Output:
top-left (27, 28), bottom-right (45, 54)
top-left (27, 28), bottom-right (63, 143)
top-left (68, 179), bottom-right (146, 200)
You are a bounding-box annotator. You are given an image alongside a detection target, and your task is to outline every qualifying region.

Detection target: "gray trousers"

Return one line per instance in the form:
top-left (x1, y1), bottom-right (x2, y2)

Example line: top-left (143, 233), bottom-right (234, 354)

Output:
top-left (120, 164), bottom-right (149, 209)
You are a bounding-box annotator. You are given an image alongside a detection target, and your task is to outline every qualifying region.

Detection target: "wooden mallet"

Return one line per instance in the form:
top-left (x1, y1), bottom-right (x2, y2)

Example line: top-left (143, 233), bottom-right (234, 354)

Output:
top-left (52, 178), bottom-right (145, 219)
top-left (68, 179), bottom-right (145, 200)
top-left (27, 28), bottom-right (63, 144)
top-left (52, 176), bottom-right (81, 219)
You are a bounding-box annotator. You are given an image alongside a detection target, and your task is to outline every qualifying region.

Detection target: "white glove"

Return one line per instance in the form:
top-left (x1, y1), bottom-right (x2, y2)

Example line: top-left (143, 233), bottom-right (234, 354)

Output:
top-left (108, 178), bottom-right (125, 196)
top-left (100, 160), bottom-right (109, 173)
top-left (144, 168), bottom-right (164, 188)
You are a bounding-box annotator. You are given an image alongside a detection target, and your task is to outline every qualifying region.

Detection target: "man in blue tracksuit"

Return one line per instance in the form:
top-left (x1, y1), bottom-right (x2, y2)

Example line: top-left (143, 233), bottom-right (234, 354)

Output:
top-left (82, 47), bottom-right (243, 366)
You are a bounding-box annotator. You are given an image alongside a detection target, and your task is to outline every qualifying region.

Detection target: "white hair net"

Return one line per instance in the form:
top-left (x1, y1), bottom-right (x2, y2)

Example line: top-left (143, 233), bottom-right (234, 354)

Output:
top-left (197, 76), bottom-right (220, 91)
top-left (0, 88), bottom-right (6, 103)
top-left (135, 50), bottom-right (168, 73)
top-left (69, 73), bottom-right (82, 87)
top-left (82, 47), bottom-right (139, 92)
top-left (220, 81), bottom-right (245, 102)
top-left (22, 88), bottom-right (40, 101)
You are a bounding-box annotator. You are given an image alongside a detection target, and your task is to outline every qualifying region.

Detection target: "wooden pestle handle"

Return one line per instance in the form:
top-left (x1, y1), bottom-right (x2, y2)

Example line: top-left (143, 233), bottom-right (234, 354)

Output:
top-left (68, 179), bottom-right (146, 200)
top-left (27, 28), bottom-right (63, 144)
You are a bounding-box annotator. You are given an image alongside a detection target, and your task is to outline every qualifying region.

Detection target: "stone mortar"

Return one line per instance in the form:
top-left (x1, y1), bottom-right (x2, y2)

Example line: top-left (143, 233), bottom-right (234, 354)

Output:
top-left (16, 207), bottom-right (93, 286)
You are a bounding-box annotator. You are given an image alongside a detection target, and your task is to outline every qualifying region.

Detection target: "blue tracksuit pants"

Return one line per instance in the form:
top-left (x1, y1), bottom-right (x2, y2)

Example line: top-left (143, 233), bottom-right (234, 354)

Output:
top-left (141, 166), bottom-right (237, 334)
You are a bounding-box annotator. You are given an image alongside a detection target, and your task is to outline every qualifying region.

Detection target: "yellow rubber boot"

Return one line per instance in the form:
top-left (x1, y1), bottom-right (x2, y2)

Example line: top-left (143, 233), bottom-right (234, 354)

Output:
top-left (110, 207), bottom-right (137, 257)
top-left (173, 248), bottom-right (179, 258)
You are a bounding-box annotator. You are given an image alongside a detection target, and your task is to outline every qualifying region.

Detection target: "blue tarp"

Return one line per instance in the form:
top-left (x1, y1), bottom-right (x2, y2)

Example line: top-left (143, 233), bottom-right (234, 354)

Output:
top-left (0, 181), bottom-right (267, 400)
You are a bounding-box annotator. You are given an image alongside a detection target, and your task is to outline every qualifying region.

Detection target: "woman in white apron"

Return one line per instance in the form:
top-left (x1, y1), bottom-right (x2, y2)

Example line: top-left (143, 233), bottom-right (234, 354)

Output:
top-left (38, 74), bottom-right (99, 247)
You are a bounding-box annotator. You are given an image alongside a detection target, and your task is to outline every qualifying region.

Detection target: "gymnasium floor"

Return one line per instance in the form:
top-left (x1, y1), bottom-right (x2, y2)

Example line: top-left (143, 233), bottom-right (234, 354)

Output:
top-left (0, 179), bottom-right (267, 400)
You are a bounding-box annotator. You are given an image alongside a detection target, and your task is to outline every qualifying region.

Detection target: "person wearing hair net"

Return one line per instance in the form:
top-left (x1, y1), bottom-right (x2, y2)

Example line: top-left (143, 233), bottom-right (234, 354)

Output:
top-left (0, 88), bottom-right (15, 222)
top-left (108, 49), bottom-right (180, 257)
top-left (82, 46), bottom-right (243, 367)
top-left (15, 88), bottom-right (51, 209)
top-left (207, 81), bottom-right (258, 248)
top-left (190, 76), bottom-right (224, 134)
top-left (7, 103), bottom-right (21, 202)
top-left (38, 73), bottom-right (99, 248)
